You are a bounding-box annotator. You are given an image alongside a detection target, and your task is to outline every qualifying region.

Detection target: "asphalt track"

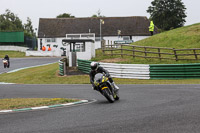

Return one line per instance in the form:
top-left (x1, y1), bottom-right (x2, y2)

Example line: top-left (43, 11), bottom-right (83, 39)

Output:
top-left (0, 57), bottom-right (61, 74)
top-left (0, 58), bottom-right (200, 133)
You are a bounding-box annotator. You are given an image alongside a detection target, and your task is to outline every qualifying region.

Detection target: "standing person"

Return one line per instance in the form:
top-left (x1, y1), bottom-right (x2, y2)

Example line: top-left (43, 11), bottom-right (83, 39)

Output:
top-left (4, 55), bottom-right (10, 68)
top-left (89, 62), bottom-right (119, 91)
top-left (149, 21), bottom-right (154, 36)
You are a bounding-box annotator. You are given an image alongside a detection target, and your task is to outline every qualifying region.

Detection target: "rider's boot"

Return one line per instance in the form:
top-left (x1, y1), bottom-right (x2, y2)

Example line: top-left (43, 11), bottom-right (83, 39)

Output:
top-left (112, 82), bottom-right (119, 92)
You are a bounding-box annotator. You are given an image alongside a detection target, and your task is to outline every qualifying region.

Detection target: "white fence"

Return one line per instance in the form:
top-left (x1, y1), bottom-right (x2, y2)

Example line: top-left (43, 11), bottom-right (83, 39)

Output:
top-left (99, 62), bottom-right (150, 79)
top-left (0, 46), bottom-right (28, 52)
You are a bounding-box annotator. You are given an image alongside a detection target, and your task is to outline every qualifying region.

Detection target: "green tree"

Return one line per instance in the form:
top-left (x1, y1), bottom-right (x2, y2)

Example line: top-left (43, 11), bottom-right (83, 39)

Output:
top-left (56, 13), bottom-right (75, 18)
top-left (147, 0), bottom-right (187, 31)
top-left (24, 17), bottom-right (35, 37)
top-left (0, 9), bottom-right (23, 31)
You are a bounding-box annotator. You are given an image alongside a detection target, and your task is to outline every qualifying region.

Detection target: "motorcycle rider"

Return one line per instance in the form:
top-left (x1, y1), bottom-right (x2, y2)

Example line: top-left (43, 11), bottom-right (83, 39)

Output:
top-left (4, 55), bottom-right (10, 68)
top-left (89, 62), bottom-right (119, 91)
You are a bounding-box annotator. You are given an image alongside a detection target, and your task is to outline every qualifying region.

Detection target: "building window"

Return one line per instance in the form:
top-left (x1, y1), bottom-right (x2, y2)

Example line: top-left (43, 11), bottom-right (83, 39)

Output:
top-left (70, 42), bottom-right (85, 52)
top-left (45, 38), bottom-right (56, 43)
top-left (52, 38), bottom-right (56, 42)
top-left (123, 36), bottom-right (130, 40)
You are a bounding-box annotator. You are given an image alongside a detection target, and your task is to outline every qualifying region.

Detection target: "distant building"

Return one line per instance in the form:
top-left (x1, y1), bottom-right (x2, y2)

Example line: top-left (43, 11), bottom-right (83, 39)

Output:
top-left (26, 16), bottom-right (158, 58)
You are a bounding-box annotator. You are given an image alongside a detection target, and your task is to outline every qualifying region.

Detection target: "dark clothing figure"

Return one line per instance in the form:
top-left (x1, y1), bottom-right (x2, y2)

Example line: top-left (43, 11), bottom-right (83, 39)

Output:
top-left (89, 66), bottom-right (113, 86)
top-left (150, 31), bottom-right (153, 36)
top-left (89, 62), bottom-right (119, 90)
top-left (4, 55), bottom-right (9, 60)
top-left (4, 55), bottom-right (10, 67)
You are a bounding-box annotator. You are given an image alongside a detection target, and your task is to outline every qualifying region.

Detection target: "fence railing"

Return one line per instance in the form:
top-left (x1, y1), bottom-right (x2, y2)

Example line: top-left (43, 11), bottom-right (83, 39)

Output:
top-left (102, 43), bottom-right (200, 61)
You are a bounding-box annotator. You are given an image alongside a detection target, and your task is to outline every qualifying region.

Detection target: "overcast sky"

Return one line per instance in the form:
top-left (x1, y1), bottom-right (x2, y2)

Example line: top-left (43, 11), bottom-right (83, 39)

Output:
top-left (0, 0), bottom-right (199, 31)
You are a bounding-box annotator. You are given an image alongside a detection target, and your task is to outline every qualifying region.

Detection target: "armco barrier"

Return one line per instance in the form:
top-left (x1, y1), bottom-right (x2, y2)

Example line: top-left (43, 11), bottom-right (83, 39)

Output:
top-left (77, 59), bottom-right (92, 74)
top-left (150, 63), bottom-right (200, 79)
top-left (77, 59), bottom-right (150, 79)
top-left (77, 59), bottom-right (200, 79)
top-left (100, 62), bottom-right (150, 79)
top-left (59, 60), bottom-right (64, 76)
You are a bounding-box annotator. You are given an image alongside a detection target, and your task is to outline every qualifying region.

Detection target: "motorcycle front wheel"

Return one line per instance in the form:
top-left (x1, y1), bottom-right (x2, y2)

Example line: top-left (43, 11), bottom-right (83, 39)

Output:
top-left (102, 88), bottom-right (115, 103)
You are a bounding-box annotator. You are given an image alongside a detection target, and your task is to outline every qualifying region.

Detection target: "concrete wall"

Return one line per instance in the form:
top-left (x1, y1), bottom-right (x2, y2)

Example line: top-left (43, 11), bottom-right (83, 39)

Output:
top-left (0, 46), bottom-right (28, 52)
top-left (103, 36), bottom-right (149, 44)
top-left (26, 50), bottom-right (62, 57)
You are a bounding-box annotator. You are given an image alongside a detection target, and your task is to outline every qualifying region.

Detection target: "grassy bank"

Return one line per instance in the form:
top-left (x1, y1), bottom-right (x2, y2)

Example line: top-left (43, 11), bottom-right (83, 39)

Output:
top-left (0, 51), bottom-right (25, 58)
top-left (92, 23), bottom-right (200, 64)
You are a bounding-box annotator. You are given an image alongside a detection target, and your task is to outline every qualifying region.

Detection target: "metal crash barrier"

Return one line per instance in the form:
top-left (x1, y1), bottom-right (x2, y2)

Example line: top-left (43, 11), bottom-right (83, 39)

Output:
top-left (77, 59), bottom-right (200, 79)
top-left (59, 58), bottom-right (68, 76)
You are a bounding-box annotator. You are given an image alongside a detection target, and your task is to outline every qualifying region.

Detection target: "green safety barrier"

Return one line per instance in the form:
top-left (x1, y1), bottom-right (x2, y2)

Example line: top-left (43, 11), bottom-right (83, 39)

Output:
top-left (77, 59), bottom-right (92, 74)
top-left (59, 60), bottom-right (64, 76)
top-left (150, 63), bottom-right (200, 79)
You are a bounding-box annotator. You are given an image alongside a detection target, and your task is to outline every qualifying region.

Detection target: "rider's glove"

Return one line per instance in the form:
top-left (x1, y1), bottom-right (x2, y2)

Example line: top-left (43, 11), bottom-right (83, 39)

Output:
top-left (106, 73), bottom-right (109, 77)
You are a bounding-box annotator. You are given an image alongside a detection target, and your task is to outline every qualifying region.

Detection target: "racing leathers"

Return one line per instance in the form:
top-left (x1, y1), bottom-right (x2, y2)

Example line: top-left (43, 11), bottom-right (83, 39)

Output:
top-left (89, 66), bottom-right (119, 91)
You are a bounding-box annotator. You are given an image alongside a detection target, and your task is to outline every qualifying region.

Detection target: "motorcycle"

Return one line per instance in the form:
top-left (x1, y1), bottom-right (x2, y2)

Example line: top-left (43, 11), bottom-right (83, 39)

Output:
top-left (94, 73), bottom-right (119, 103)
top-left (2, 59), bottom-right (9, 68)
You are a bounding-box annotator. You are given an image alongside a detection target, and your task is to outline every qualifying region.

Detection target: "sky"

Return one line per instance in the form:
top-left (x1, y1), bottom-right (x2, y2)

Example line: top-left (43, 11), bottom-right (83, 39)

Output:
top-left (0, 0), bottom-right (199, 31)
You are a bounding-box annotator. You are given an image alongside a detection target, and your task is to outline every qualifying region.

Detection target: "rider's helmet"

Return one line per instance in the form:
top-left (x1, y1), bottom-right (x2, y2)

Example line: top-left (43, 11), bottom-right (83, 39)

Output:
top-left (90, 62), bottom-right (98, 71)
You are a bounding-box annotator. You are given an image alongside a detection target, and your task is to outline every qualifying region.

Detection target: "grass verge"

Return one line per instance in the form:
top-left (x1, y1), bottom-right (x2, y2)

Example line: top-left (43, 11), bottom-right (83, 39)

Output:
top-left (0, 51), bottom-right (25, 58)
top-left (0, 63), bottom-right (200, 84)
top-left (0, 98), bottom-right (79, 110)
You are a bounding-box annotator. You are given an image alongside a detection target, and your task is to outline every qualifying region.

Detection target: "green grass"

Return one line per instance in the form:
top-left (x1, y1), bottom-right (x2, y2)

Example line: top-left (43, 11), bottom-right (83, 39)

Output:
top-left (0, 63), bottom-right (200, 84)
top-left (0, 63), bottom-right (89, 84)
top-left (134, 23), bottom-right (200, 48)
top-left (93, 23), bottom-right (200, 64)
top-left (0, 51), bottom-right (25, 58)
top-left (0, 98), bottom-right (78, 110)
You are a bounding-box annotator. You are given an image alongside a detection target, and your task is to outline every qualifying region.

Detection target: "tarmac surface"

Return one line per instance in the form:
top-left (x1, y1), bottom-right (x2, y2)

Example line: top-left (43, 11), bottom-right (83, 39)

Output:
top-left (0, 57), bottom-right (200, 133)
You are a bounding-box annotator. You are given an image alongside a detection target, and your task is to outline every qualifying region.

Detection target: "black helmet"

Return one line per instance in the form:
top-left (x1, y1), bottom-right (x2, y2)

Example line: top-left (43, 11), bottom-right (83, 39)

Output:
top-left (90, 62), bottom-right (98, 71)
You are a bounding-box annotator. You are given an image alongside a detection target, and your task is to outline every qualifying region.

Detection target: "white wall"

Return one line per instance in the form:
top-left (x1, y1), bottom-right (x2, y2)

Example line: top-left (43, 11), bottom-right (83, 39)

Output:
top-left (103, 36), bottom-right (149, 44)
top-left (37, 37), bottom-right (65, 56)
top-left (0, 46), bottom-right (28, 52)
top-left (26, 50), bottom-right (61, 57)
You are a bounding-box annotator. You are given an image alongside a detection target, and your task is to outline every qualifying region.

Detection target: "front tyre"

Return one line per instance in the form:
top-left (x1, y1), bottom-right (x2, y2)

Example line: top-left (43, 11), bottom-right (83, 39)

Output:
top-left (114, 91), bottom-right (120, 100)
top-left (102, 88), bottom-right (115, 103)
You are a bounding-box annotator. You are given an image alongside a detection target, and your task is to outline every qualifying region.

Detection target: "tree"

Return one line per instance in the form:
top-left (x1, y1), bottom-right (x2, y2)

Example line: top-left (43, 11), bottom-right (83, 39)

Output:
top-left (0, 9), bottom-right (23, 31)
top-left (147, 0), bottom-right (187, 31)
top-left (56, 13), bottom-right (75, 18)
top-left (24, 17), bottom-right (35, 37)
top-left (91, 9), bottom-right (105, 18)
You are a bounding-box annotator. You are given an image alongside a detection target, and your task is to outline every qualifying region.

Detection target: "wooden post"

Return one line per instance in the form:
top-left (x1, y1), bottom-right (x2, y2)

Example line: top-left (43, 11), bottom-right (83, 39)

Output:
top-left (121, 45), bottom-right (123, 58)
top-left (111, 41), bottom-right (113, 56)
top-left (173, 48), bottom-right (178, 61)
top-left (144, 47), bottom-right (147, 57)
top-left (133, 46), bottom-right (135, 58)
top-left (102, 41), bottom-right (105, 55)
top-left (193, 50), bottom-right (198, 60)
top-left (158, 48), bottom-right (161, 60)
